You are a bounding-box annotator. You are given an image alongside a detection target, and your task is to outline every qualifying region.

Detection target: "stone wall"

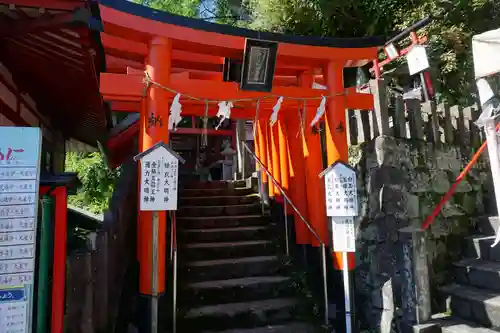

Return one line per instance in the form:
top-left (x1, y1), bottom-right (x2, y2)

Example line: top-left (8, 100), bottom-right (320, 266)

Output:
top-left (350, 136), bottom-right (492, 333)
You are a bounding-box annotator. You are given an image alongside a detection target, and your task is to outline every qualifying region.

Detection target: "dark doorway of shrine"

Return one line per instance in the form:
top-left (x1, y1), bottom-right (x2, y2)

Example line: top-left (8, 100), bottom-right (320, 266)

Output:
top-left (172, 116), bottom-right (235, 182)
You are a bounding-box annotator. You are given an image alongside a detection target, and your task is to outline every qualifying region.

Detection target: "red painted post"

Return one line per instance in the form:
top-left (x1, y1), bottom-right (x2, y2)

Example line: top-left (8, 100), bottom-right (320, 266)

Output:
top-left (51, 186), bottom-right (67, 333)
top-left (324, 61), bottom-right (355, 270)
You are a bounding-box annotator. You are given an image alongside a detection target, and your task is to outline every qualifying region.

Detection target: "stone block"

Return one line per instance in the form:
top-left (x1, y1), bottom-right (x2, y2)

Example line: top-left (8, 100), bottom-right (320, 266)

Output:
top-left (363, 244), bottom-right (399, 282)
top-left (435, 148), bottom-right (462, 173)
top-left (372, 278), bottom-right (395, 311)
top-left (440, 201), bottom-right (465, 218)
top-left (370, 166), bottom-right (408, 192)
top-left (429, 217), bottom-right (469, 238)
top-left (346, 136), bottom-right (492, 333)
top-left (464, 235), bottom-right (493, 261)
top-left (367, 195), bottom-right (381, 219)
top-left (379, 186), bottom-right (406, 218)
top-left (430, 170), bottom-right (451, 194)
top-left (476, 216), bottom-right (500, 236)
top-left (457, 193), bottom-right (477, 215)
top-left (441, 283), bottom-right (500, 328)
top-left (467, 262), bottom-right (500, 292)
top-left (375, 136), bottom-right (399, 166)
top-left (454, 180), bottom-right (472, 193)
top-left (409, 172), bottom-right (432, 193)
top-left (410, 322), bottom-right (441, 333)
top-left (398, 227), bottom-right (431, 327)
top-left (359, 223), bottom-right (379, 242)
top-left (407, 194), bottom-right (420, 218)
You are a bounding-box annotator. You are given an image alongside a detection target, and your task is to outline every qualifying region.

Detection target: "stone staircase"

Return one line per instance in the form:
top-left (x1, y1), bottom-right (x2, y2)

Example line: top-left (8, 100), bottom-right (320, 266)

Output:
top-left (434, 216), bottom-right (500, 332)
top-left (175, 181), bottom-right (321, 333)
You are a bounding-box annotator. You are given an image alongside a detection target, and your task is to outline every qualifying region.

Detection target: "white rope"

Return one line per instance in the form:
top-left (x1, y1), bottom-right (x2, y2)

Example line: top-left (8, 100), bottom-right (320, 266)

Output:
top-left (143, 71), bottom-right (349, 104)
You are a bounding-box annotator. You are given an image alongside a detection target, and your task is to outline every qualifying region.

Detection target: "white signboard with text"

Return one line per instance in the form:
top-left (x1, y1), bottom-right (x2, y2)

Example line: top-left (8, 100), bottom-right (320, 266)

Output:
top-left (324, 162), bottom-right (358, 217)
top-left (407, 45), bottom-right (430, 76)
top-left (332, 216), bottom-right (356, 253)
top-left (321, 161), bottom-right (358, 253)
top-left (136, 143), bottom-right (182, 211)
top-left (0, 127), bottom-right (42, 333)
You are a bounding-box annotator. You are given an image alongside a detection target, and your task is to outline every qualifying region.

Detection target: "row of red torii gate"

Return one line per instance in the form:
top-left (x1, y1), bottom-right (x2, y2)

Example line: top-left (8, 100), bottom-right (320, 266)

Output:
top-left (97, 0), bottom-right (385, 296)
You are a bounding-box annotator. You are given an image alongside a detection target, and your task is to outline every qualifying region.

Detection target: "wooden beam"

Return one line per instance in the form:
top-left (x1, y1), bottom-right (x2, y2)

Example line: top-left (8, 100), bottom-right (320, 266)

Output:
top-left (2, 0), bottom-right (86, 11)
top-left (26, 32), bottom-right (85, 58)
top-left (0, 10), bottom-right (86, 37)
top-left (101, 72), bottom-right (374, 110)
top-left (111, 101), bottom-right (140, 113)
top-left (0, 100), bottom-right (30, 127)
top-left (6, 38), bottom-right (85, 72)
top-left (101, 33), bottom-right (148, 59)
top-left (106, 54), bottom-right (142, 72)
top-left (101, 33), bottom-right (314, 76)
top-left (13, 36), bottom-right (85, 66)
top-left (101, 73), bottom-right (322, 101)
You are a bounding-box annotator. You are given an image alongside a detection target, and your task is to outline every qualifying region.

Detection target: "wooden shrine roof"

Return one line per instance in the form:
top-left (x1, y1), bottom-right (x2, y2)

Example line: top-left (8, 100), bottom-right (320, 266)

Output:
top-left (0, 0), bottom-right (108, 145)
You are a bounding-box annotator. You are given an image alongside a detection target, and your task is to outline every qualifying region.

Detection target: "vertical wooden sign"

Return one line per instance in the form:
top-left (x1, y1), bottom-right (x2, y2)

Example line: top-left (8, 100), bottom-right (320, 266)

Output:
top-left (0, 127), bottom-right (42, 333)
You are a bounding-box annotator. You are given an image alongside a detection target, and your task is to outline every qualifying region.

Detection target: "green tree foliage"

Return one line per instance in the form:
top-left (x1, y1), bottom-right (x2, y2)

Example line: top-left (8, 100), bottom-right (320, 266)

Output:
top-left (133, 0), bottom-right (500, 104)
top-left (398, 0), bottom-right (500, 104)
top-left (65, 152), bottom-right (120, 214)
top-left (245, 0), bottom-right (500, 105)
top-left (132, 0), bottom-right (201, 17)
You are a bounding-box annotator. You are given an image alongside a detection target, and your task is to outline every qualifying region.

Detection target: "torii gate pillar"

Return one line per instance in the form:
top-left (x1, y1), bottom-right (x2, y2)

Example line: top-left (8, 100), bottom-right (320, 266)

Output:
top-left (324, 61), bottom-right (355, 270)
top-left (299, 73), bottom-right (328, 246)
top-left (139, 36), bottom-right (172, 296)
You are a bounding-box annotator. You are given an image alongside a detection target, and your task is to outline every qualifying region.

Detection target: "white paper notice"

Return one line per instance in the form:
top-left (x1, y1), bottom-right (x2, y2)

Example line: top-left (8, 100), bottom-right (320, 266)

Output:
top-left (407, 45), bottom-right (430, 76)
top-left (324, 163), bottom-right (358, 217)
top-left (332, 216), bottom-right (356, 252)
top-left (0, 127), bottom-right (42, 333)
top-left (0, 290), bottom-right (28, 333)
top-left (139, 146), bottom-right (180, 211)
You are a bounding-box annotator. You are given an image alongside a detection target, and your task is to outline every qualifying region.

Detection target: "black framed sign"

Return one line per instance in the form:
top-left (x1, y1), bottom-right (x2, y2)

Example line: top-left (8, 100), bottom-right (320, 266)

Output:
top-left (240, 39), bottom-right (278, 92)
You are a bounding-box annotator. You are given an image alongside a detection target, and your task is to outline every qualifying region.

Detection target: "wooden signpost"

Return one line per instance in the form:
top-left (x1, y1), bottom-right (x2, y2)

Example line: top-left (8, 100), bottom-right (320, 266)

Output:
top-left (134, 141), bottom-right (185, 333)
top-left (320, 161), bottom-right (358, 333)
top-left (0, 127), bottom-right (42, 333)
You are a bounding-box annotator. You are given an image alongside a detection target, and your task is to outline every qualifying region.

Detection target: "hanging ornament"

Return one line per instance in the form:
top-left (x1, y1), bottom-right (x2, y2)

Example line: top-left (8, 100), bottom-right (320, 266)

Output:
top-left (310, 96), bottom-right (327, 127)
top-left (253, 100), bottom-right (260, 140)
top-left (201, 100), bottom-right (209, 148)
top-left (269, 96), bottom-right (283, 126)
top-left (216, 101), bottom-right (233, 130)
top-left (168, 93), bottom-right (183, 131)
top-left (296, 100), bottom-right (307, 138)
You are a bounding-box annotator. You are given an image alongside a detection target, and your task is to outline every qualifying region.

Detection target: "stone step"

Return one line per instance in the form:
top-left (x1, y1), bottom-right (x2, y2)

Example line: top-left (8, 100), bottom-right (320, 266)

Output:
top-left (180, 195), bottom-right (260, 207)
top-left (454, 258), bottom-right (500, 292)
top-left (465, 235), bottom-right (500, 262)
top-left (182, 298), bottom-right (303, 332)
top-left (184, 276), bottom-right (293, 306)
top-left (182, 180), bottom-right (249, 190)
top-left (182, 187), bottom-right (255, 198)
top-left (432, 315), bottom-right (500, 333)
top-left (200, 322), bottom-right (318, 333)
top-left (183, 181), bottom-right (233, 190)
top-left (178, 203), bottom-right (262, 217)
top-left (440, 283), bottom-right (500, 328)
top-left (182, 256), bottom-right (283, 282)
top-left (177, 215), bottom-right (269, 229)
top-left (182, 240), bottom-right (276, 261)
top-left (180, 226), bottom-right (272, 243)
top-left (476, 216), bottom-right (500, 236)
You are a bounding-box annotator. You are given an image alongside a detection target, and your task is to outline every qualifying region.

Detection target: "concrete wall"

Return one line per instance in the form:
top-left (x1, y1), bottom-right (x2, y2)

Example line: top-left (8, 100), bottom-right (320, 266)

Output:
top-left (350, 136), bottom-right (492, 332)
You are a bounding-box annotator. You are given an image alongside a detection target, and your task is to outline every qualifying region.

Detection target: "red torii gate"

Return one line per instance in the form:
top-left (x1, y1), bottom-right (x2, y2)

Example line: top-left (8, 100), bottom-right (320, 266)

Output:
top-left (98, 0), bottom-right (383, 296)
